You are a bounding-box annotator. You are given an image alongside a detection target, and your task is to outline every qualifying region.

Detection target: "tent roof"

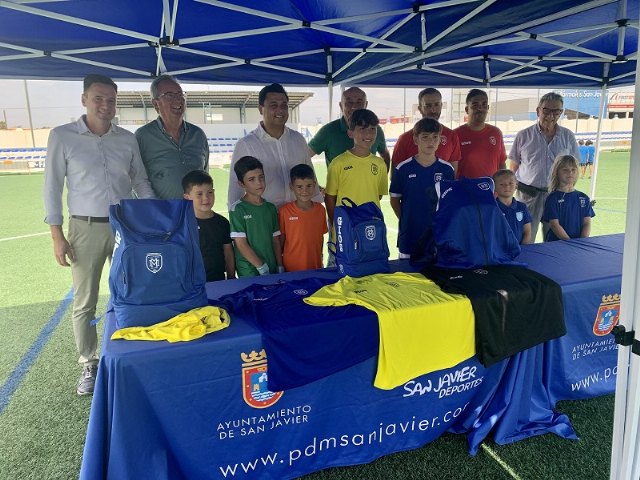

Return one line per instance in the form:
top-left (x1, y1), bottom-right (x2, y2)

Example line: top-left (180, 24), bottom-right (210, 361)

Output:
top-left (0, 0), bottom-right (637, 88)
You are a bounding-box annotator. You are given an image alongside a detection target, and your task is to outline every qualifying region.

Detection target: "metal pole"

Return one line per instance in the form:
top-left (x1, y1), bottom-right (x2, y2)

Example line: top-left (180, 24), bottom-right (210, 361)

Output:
top-left (23, 80), bottom-right (36, 148)
top-left (590, 66), bottom-right (609, 201)
top-left (403, 88), bottom-right (407, 133)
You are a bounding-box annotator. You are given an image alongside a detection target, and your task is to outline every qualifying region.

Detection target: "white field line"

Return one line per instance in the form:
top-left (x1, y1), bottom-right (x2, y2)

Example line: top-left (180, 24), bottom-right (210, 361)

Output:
top-left (0, 232), bottom-right (49, 242)
top-left (481, 444), bottom-right (523, 480)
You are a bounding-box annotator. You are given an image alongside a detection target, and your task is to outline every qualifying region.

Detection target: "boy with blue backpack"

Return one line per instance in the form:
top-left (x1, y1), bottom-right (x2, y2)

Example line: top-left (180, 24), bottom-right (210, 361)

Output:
top-left (229, 156), bottom-right (284, 277)
top-left (324, 109), bottom-right (389, 265)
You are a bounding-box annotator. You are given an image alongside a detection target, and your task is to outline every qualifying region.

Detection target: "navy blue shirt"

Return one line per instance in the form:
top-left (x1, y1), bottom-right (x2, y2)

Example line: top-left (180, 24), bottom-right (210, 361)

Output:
top-left (497, 198), bottom-right (532, 244)
top-left (543, 190), bottom-right (595, 242)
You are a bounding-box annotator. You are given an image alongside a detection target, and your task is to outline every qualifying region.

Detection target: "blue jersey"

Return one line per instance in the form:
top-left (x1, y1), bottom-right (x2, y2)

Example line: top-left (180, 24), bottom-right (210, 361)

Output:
top-left (431, 177), bottom-right (521, 268)
top-left (213, 278), bottom-right (378, 391)
top-left (497, 198), bottom-right (532, 244)
top-left (578, 145), bottom-right (589, 165)
top-left (586, 145), bottom-right (596, 164)
top-left (543, 190), bottom-right (595, 242)
top-left (389, 157), bottom-right (454, 255)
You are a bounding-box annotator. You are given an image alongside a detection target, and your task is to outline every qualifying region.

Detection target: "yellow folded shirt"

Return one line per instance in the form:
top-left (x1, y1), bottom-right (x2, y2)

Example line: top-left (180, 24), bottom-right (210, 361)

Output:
top-left (304, 272), bottom-right (475, 390)
top-left (111, 306), bottom-right (230, 343)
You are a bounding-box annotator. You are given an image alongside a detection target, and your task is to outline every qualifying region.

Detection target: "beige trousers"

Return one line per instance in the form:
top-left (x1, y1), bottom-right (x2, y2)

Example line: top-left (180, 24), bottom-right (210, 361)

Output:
top-left (68, 217), bottom-right (114, 366)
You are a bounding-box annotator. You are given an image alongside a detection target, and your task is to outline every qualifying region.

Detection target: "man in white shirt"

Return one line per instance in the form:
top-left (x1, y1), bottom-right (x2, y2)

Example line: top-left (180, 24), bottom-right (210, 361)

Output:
top-left (228, 83), bottom-right (320, 209)
top-left (509, 92), bottom-right (580, 240)
top-left (43, 74), bottom-right (155, 395)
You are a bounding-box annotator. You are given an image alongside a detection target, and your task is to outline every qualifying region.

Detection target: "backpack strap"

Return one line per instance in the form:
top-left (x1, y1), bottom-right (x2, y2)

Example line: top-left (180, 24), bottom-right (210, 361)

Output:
top-left (340, 197), bottom-right (357, 208)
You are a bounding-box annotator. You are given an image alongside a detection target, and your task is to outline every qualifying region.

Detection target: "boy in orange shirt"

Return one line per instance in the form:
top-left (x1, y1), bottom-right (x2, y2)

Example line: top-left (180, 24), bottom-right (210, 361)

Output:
top-left (278, 164), bottom-right (328, 271)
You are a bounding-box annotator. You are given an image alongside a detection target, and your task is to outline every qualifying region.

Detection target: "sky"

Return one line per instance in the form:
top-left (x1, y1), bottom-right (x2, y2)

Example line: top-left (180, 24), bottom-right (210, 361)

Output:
top-left (0, 79), bottom-right (632, 129)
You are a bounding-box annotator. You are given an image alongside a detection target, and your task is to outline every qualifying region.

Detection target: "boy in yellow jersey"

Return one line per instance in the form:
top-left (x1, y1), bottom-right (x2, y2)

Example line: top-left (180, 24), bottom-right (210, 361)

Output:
top-left (324, 109), bottom-right (389, 266)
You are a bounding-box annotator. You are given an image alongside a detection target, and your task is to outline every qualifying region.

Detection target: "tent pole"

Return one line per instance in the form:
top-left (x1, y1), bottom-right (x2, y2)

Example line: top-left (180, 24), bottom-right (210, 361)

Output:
top-left (328, 82), bottom-right (333, 121)
top-left (609, 47), bottom-right (640, 480)
top-left (590, 66), bottom-right (608, 201)
top-left (23, 80), bottom-right (36, 148)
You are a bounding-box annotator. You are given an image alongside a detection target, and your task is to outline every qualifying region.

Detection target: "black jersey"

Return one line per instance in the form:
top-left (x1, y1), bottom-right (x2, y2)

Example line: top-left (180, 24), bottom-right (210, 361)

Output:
top-left (422, 264), bottom-right (566, 367)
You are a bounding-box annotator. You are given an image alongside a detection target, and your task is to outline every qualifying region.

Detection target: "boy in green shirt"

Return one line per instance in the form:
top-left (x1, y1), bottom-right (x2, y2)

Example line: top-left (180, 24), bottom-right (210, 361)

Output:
top-left (229, 156), bottom-right (284, 277)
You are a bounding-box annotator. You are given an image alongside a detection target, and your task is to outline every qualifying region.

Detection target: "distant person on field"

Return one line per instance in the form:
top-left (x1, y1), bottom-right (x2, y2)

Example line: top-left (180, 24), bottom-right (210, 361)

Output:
top-left (578, 139), bottom-right (588, 178)
top-left (509, 92), bottom-right (579, 241)
top-left (585, 139), bottom-right (595, 179)
top-left (454, 89), bottom-right (506, 179)
top-left (43, 74), bottom-right (155, 396)
top-left (229, 156), bottom-right (284, 277)
top-left (309, 86), bottom-right (391, 170)
top-left (390, 118), bottom-right (454, 258)
top-left (325, 109), bottom-right (389, 265)
top-left (182, 170), bottom-right (235, 282)
top-left (136, 74), bottom-right (209, 199)
top-left (493, 169), bottom-right (532, 245)
top-left (542, 155), bottom-right (595, 242)
top-left (228, 83), bottom-right (319, 209)
top-left (278, 164), bottom-right (328, 272)
top-left (391, 87), bottom-right (461, 175)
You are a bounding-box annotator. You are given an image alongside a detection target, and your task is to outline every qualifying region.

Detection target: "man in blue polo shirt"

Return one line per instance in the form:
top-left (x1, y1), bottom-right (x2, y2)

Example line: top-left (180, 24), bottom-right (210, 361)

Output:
top-left (308, 87), bottom-right (391, 170)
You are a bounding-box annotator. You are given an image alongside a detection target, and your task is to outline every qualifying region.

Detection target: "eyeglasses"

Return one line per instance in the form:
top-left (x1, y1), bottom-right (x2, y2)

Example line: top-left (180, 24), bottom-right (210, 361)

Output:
top-left (157, 91), bottom-right (186, 102)
top-left (541, 107), bottom-right (563, 116)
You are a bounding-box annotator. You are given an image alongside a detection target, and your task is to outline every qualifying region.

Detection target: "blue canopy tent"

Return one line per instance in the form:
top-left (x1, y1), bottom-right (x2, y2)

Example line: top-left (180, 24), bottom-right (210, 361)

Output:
top-left (1, 1), bottom-right (640, 479)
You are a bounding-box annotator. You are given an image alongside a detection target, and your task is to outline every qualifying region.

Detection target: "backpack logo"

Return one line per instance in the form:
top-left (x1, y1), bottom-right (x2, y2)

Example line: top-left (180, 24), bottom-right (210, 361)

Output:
top-left (478, 182), bottom-right (491, 191)
top-left (146, 253), bottom-right (163, 273)
top-left (365, 225), bottom-right (376, 240)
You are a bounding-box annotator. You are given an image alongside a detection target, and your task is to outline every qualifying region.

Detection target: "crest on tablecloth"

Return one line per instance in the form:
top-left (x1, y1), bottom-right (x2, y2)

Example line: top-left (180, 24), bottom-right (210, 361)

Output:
top-left (241, 349), bottom-right (283, 408)
top-left (593, 293), bottom-right (620, 336)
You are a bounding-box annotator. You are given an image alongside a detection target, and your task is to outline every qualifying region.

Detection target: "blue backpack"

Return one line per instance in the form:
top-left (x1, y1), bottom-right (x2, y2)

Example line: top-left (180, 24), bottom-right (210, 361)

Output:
top-left (109, 199), bottom-right (208, 329)
top-left (330, 198), bottom-right (390, 277)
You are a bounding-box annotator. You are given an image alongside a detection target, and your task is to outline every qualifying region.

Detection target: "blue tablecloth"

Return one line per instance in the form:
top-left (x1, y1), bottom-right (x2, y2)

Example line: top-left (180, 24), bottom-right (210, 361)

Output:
top-left (80, 235), bottom-right (623, 480)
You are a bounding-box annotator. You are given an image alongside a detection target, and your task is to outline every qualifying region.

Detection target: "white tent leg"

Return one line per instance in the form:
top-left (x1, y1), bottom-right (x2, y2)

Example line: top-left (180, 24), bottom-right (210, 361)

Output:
top-left (609, 40), bottom-right (640, 480)
top-left (590, 64), bottom-right (609, 200)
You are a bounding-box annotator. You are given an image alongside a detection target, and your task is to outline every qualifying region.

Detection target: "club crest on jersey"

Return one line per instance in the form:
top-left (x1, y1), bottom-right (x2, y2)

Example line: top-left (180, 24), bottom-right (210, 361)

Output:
top-left (516, 211), bottom-right (524, 222)
top-left (440, 135), bottom-right (448, 146)
top-left (241, 350), bottom-right (283, 408)
top-left (365, 225), bottom-right (377, 241)
top-left (371, 164), bottom-right (379, 175)
top-left (593, 294), bottom-right (620, 336)
top-left (580, 197), bottom-right (587, 207)
top-left (478, 182), bottom-right (491, 191)
top-left (145, 253), bottom-right (163, 273)
top-left (434, 173), bottom-right (443, 182)
top-left (489, 136), bottom-right (497, 146)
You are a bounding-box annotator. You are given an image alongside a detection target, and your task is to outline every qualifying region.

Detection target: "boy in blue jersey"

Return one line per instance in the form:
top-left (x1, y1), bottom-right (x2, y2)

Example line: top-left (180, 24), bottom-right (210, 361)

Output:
top-left (493, 169), bottom-right (532, 244)
top-left (578, 139), bottom-right (588, 178)
top-left (229, 156), bottom-right (284, 277)
top-left (389, 118), bottom-right (455, 258)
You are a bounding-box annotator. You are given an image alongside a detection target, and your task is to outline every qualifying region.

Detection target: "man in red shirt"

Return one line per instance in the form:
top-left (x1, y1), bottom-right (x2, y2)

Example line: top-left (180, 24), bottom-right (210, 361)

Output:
top-left (454, 89), bottom-right (506, 179)
top-left (391, 88), bottom-right (461, 175)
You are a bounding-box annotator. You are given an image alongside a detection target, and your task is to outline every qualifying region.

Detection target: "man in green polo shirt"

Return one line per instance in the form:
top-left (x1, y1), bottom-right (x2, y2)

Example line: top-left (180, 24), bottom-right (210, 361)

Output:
top-left (308, 87), bottom-right (390, 170)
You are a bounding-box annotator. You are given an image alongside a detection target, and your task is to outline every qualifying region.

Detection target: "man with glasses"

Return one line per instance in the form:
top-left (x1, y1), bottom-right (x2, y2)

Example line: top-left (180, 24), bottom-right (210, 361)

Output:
top-left (43, 74), bottom-right (155, 395)
top-left (136, 74), bottom-right (209, 199)
top-left (509, 92), bottom-right (579, 241)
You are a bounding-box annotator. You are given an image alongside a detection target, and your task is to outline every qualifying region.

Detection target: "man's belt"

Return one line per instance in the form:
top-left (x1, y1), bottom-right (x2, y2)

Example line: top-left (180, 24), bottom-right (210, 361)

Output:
top-left (517, 182), bottom-right (548, 196)
top-left (71, 215), bottom-right (110, 223)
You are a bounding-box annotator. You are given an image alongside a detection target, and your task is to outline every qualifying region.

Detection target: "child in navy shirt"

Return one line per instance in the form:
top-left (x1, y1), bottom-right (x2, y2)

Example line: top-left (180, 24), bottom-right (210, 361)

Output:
top-left (389, 118), bottom-right (455, 258)
top-left (493, 169), bottom-right (532, 244)
top-left (543, 154), bottom-right (595, 242)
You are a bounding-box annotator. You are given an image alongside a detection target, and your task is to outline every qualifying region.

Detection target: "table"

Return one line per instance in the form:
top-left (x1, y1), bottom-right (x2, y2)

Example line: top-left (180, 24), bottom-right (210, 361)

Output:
top-left (80, 235), bottom-right (623, 480)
